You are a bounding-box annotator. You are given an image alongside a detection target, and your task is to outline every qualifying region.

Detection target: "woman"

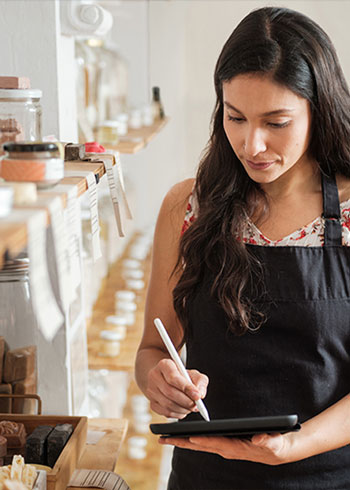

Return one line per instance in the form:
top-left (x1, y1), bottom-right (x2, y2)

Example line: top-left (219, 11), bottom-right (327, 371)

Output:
top-left (135, 6), bottom-right (350, 489)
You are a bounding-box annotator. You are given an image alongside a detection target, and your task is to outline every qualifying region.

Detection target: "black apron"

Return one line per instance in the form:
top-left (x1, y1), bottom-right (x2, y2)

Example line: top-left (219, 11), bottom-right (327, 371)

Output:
top-left (168, 173), bottom-right (350, 490)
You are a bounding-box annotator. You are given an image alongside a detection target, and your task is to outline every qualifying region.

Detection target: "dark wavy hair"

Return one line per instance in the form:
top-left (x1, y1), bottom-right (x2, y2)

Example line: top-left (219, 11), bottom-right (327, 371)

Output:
top-left (173, 6), bottom-right (350, 340)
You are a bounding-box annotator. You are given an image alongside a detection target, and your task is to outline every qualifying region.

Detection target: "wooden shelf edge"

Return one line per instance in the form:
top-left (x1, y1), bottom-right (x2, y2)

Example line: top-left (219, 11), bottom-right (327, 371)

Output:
top-left (0, 159), bottom-right (107, 266)
top-left (106, 117), bottom-right (169, 154)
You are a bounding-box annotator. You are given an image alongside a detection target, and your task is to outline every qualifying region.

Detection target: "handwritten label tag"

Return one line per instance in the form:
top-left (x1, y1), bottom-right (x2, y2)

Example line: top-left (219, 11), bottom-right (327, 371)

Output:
top-left (86, 152), bottom-right (132, 237)
top-left (54, 184), bottom-right (82, 293)
top-left (64, 170), bottom-right (102, 262)
top-left (68, 469), bottom-right (130, 490)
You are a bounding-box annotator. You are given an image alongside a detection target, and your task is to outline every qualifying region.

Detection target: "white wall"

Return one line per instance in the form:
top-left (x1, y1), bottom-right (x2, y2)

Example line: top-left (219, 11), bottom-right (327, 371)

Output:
top-left (148, 0), bottom-right (350, 191)
top-left (0, 0), bottom-right (77, 140)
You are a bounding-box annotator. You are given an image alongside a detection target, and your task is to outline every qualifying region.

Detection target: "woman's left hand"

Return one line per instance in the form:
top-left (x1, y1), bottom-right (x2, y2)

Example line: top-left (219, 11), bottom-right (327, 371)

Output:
top-left (159, 432), bottom-right (296, 465)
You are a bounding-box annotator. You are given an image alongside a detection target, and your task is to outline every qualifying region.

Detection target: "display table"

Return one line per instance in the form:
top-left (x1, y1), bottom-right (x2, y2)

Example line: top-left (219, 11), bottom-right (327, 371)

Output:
top-left (67, 418), bottom-right (128, 490)
top-left (78, 418), bottom-right (128, 471)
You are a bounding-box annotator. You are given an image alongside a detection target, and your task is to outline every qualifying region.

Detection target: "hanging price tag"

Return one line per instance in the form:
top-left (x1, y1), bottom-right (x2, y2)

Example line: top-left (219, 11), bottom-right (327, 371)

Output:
top-left (64, 170), bottom-right (102, 262)
top-left (54, 184), bottom-right (82, 294)
top-left (86, 152), bottom-right (132, 237)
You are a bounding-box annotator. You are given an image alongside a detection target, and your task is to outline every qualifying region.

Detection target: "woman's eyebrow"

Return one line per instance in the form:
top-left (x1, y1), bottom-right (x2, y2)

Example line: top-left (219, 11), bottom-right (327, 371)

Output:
top-left (223, 101), bottom-right (295, 116)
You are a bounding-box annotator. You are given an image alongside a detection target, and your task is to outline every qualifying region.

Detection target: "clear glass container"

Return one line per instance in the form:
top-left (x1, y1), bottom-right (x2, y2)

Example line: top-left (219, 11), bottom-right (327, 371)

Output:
top-left (0, 89), bottom-right (42, 147)
top-left (0, 141), bottom-right (64, 188)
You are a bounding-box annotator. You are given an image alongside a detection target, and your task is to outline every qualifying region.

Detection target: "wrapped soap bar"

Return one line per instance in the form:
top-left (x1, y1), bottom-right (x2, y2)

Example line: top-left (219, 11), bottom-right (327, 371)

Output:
top-left (12, 374), bottom-right (37, 413)
top-left (0, 422), bottom-right (26, 448)
top-left (25, 425), bottom-right (53, 465)
top-left (0, 384), bottom-right (12, 413)
top-left (47, 424), bottom-right (73, 467)
top-left (3, 346), bottom-right (36, 383)
top-left (0, 436), bottom-right (6, 458)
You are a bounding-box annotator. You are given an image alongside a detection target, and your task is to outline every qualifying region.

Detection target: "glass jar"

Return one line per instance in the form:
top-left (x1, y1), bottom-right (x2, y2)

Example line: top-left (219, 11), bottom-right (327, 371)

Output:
top-left (0, 142), bottom-right (64, 188)
top-left (0, 89), bottom-right (42, 147)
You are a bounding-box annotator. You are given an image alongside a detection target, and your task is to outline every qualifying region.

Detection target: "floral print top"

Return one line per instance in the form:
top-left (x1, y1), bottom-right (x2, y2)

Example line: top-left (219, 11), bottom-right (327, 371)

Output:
top-left (182, 192), bottom-right (350, 246)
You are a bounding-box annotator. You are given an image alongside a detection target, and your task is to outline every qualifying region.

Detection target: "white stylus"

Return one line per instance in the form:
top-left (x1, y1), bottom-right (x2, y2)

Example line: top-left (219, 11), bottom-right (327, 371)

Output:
top-left (154, 317), bottom-right (210, 422)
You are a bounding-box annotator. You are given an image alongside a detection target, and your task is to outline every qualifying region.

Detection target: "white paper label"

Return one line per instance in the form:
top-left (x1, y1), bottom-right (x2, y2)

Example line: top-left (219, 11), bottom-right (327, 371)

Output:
top-left (54, 184), bottom-right (82, 293)
top-left (85, 152), bottom-right (132, 237)
top-left (68, 469), bottom-right (130, 490)
top-left (64, 170), bottom-right (102, 262)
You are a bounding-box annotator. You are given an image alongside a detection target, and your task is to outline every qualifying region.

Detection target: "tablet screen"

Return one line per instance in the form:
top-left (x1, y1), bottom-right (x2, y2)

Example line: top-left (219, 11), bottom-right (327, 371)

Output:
top-left (150, 414), bottom-right (300, 438)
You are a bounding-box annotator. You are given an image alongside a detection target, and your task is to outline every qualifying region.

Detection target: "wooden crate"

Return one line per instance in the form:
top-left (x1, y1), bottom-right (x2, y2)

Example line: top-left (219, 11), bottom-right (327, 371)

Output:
top-left (0, 414), bottom-right (88, 490)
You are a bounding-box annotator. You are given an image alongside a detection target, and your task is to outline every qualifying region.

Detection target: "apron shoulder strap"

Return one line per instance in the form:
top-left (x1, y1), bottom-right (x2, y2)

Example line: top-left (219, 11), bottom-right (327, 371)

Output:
top-left (322, 173), bottom-right (342, 247)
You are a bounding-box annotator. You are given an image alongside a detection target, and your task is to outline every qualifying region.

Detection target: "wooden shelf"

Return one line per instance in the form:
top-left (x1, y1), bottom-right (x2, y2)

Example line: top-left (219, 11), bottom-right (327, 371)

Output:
top-left (0, 115), bottom-right (168, 268)
top-left (107, 117), bottom-right (168, 154)
top-left (77, 418), bottom-right (128, 472)
top-left (87, 234), bottom-right (151, 372)
top-left (0, 159), bottom-right (106, 269)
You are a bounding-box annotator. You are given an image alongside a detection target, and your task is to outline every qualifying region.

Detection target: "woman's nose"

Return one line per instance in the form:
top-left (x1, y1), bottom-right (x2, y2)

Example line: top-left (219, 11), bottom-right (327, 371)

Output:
top-left (244, 128), bottom-right (267, 156)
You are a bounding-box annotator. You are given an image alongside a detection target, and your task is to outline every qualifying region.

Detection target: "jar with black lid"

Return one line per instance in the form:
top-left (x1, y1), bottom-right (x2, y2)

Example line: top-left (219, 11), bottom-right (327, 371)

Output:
top-left (0, 141), bottom-right (64, 188)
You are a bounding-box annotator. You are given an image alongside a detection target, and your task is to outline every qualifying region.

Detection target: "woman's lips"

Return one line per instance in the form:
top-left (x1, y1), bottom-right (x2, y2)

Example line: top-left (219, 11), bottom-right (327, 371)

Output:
top-left (246, 159), bottom-right (276, 170)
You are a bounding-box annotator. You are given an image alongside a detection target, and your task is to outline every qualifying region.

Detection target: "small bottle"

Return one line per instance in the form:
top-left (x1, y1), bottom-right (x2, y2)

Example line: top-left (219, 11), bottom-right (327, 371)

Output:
top-left (151, 86), bottom-right (165, 121)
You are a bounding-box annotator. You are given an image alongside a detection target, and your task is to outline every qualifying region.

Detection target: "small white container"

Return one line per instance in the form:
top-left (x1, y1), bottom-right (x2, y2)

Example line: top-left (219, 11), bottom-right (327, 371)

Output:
top-left (125, 279), bottom-right (145, 291)
top-left (133, 413), bottom-right (152, 434)
top-left (122, 259), bottom-right (141, 270)
top-left (114, 311), bottom-right (135, 326)
top-left (116, 300), bottom-right (137, 312)
top-left (98, 330), bottom-right (124, 357)
top-left (114, 290), bottom-right (136, 302)
top-left (142, 104), bottom-right (154, 126)
top-left (122, 269), bottom-right (144, 280)
top-left (131, 394), bottom-right (150, 412)
top-left (129, 109), bottom-right (142, 129)
top-left (127, 436), bottom-right (147, 460)
top-left (105, 315), bottom-right (129, 327)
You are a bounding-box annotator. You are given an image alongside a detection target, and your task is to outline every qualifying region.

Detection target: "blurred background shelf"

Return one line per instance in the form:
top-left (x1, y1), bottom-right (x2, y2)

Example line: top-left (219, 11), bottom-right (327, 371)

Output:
top-left (107, 118), bottom-right (169, 154)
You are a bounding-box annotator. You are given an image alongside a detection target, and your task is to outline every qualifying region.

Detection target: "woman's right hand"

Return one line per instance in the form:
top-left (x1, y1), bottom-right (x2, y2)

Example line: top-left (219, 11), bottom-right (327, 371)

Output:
top-left (146, 358), bottom-right (209, 419)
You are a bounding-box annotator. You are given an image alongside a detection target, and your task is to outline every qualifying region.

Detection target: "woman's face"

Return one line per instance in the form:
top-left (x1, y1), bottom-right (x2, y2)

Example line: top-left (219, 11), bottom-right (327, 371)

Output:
top-left (222, 74), bottom-right (314, 185)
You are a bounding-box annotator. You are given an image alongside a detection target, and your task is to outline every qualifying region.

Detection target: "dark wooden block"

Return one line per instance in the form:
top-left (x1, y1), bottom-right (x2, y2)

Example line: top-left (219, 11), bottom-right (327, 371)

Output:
top-left (64, 144), bottom-right (86, 161)
top-left (25, 425), bottom-right (53, 465)
top-left (47, 424), bottom-right (73, 467)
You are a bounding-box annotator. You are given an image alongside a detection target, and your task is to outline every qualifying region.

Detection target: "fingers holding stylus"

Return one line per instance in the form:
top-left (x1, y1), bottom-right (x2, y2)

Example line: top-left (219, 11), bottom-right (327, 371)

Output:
top-left (147, 359), bottom-right (208, 418)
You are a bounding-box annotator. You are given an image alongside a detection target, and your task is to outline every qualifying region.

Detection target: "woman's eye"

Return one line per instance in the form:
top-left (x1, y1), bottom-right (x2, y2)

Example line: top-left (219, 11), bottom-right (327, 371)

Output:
top-left (227, 115), bottom-right (245, 123)
top-left (268, 121), bottom-right (291, 128)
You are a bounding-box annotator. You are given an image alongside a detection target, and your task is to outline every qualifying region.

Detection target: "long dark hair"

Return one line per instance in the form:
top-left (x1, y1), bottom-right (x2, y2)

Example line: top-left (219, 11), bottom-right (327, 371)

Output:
top-left (173, 6), bottom-right (350, 340)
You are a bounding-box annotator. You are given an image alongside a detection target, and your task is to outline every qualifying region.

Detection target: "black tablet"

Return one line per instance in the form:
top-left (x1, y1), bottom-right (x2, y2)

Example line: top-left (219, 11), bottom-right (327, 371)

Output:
top-left (150, 414), bottom-right (300, 438)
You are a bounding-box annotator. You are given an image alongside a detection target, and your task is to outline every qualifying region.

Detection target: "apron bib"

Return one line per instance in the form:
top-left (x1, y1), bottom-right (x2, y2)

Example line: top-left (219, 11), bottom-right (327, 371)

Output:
top-left (168, 174), bottom-right (350, 490)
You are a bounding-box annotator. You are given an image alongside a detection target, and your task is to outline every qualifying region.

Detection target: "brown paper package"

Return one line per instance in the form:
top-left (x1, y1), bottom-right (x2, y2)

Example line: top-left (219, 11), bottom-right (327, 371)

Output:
top-left (3, 346), bottom-right (36, 383)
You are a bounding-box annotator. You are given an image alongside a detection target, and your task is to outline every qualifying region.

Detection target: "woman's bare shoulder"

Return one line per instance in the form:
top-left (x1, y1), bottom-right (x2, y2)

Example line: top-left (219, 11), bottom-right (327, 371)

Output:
top-left (337, 174), bottom-right (350, 203)
top-left (155, 178), bottom-right (195, 243)
top-left (165, 178), bottom-right (196, 203)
